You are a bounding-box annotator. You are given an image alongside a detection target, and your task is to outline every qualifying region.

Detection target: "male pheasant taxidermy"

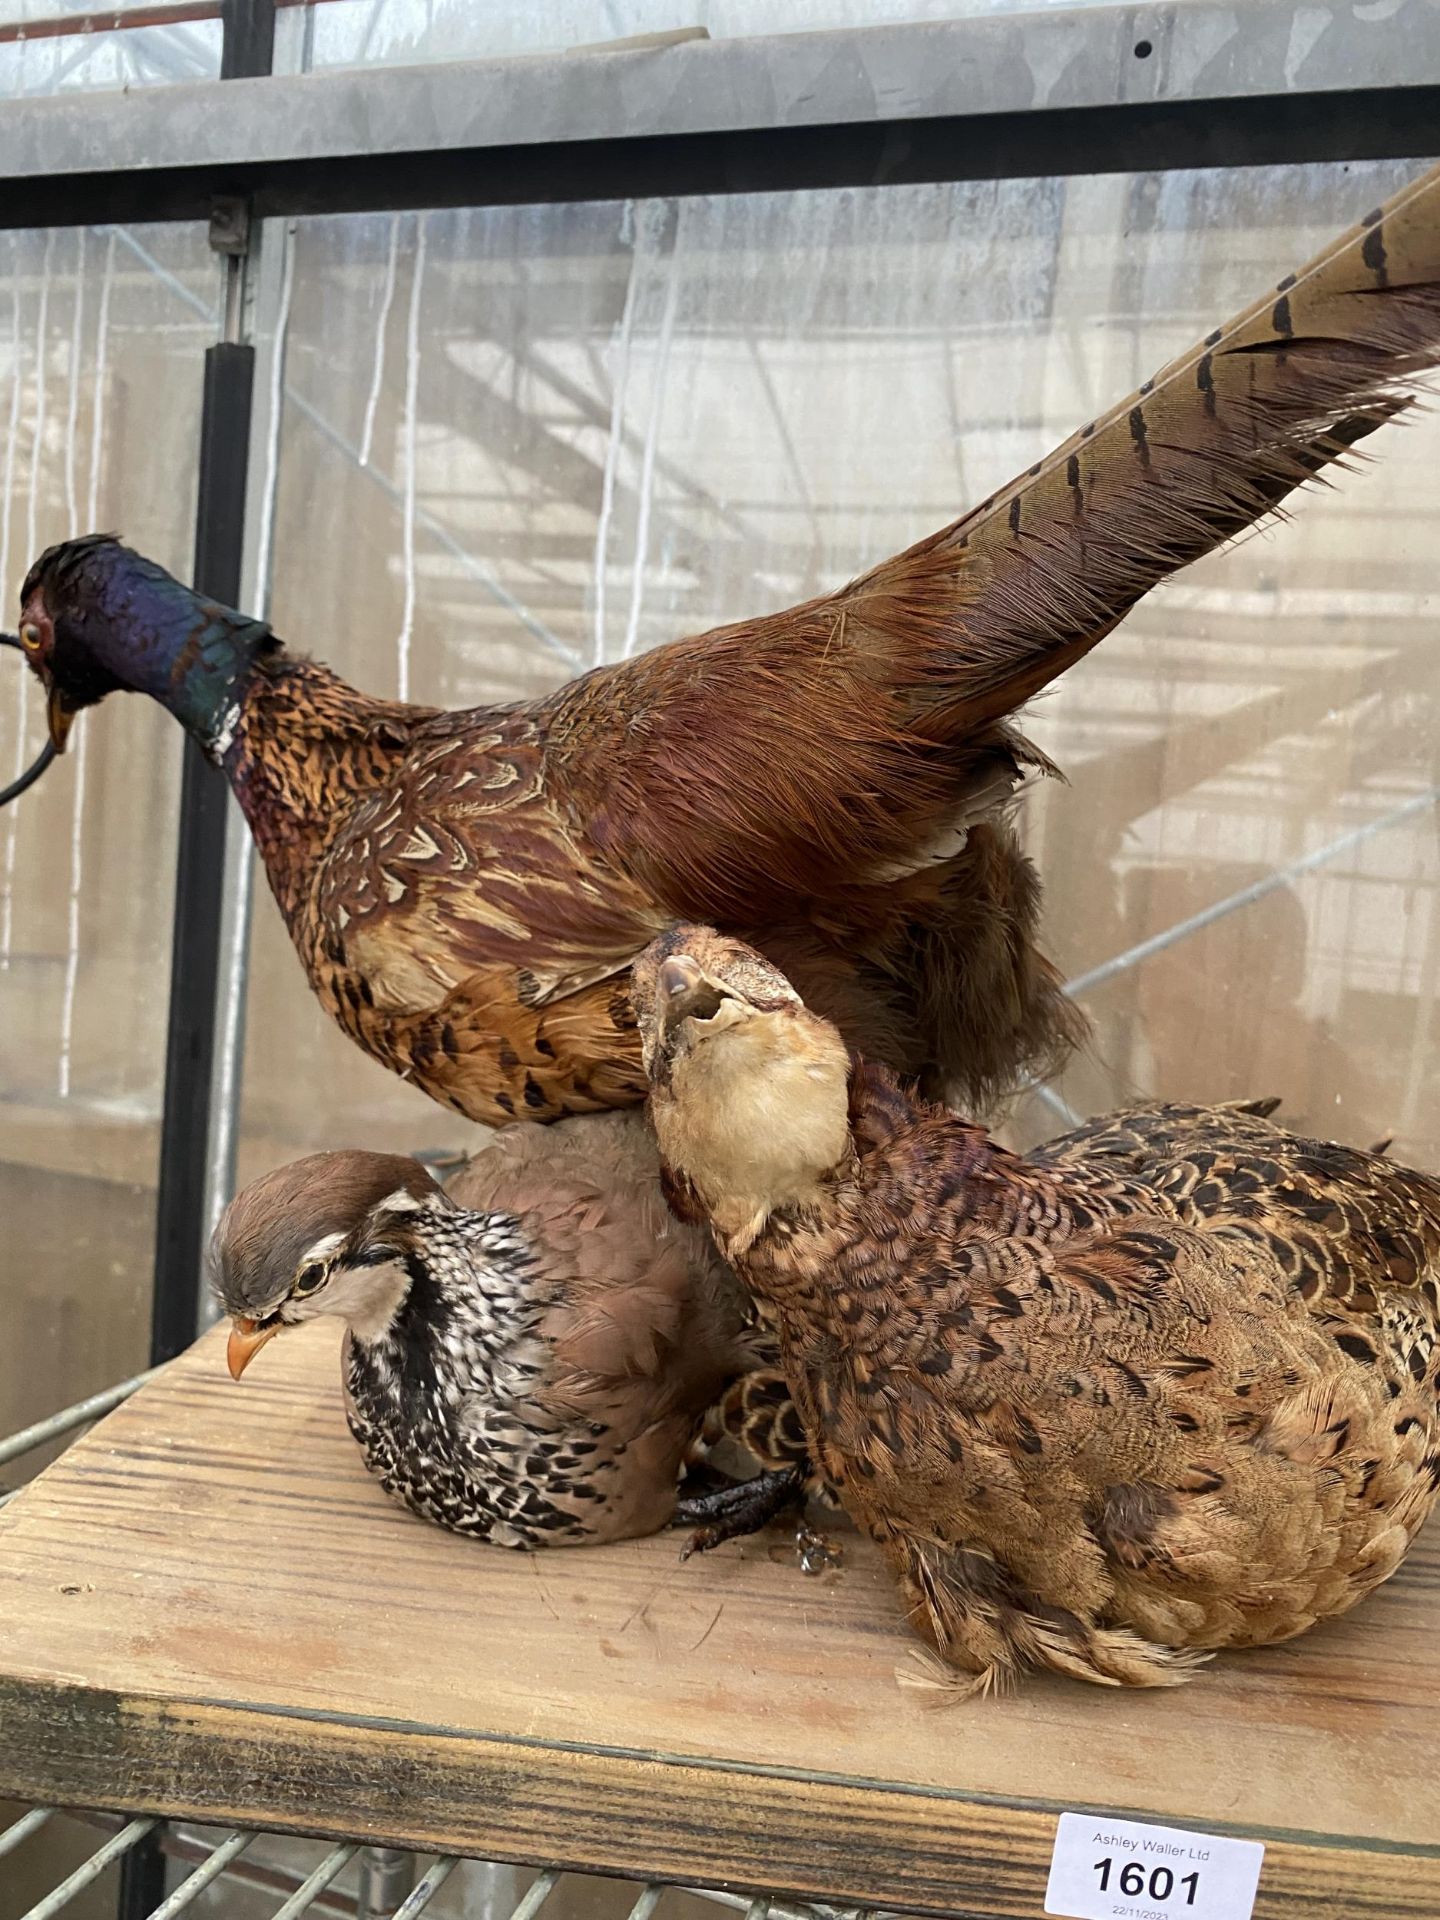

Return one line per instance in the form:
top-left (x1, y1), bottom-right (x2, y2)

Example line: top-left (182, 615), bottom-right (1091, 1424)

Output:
top-left (13, 162), bottom-right (1440, 1133)
top-left (635, 926), bottom-right (1440, 1694)
top-left (212, 1121), bottom-right (806, 1549)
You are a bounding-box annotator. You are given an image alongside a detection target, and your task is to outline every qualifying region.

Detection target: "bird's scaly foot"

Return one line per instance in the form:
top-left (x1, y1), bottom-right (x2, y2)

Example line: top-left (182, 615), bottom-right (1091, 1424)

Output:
top-left (674, 1464), bottom-right (805, 1558)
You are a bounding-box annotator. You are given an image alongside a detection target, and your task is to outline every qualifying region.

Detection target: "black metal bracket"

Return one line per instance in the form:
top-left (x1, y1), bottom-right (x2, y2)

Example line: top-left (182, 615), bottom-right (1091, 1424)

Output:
top-left (207, 195), bottom-right (251, 258)
top-left (148, 341), bottom-right (256, 1373)
top-left (0, 635), bottom-right (56, 809)
top-left (5, 90), bottom-right (1440, 231)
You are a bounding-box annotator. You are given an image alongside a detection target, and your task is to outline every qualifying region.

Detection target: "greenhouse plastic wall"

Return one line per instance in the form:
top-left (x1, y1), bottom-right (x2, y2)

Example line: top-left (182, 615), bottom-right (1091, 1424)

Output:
top-left (0, 2), bottom-right (222, 99)
top-left (298, 0), bottom-right (1116, 69)
top-left (0, 221), bottom-right (213, 1916)
top-left (0, 225), bottom-right (214, 1421)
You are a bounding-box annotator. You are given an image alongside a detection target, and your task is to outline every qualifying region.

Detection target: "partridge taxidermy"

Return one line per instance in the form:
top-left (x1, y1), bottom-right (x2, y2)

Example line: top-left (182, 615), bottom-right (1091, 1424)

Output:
top-left (212, 1126), bottom-right (801, 1548)
top-left (16, 162), bottom-right (1440, 1132)
top-left (636, 928), bottom-right (1440, 1693)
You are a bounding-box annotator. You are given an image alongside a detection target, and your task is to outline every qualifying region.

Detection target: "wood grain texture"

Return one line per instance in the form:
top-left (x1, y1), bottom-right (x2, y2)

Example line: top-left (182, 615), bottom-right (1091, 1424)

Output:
top-left (0, 1324), bottom-right (1437, 1915)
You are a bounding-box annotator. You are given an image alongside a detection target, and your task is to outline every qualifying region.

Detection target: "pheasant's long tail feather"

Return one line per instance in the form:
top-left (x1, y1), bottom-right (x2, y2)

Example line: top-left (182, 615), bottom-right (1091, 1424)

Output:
top-left (901, 163), bottom-right (1440, 738)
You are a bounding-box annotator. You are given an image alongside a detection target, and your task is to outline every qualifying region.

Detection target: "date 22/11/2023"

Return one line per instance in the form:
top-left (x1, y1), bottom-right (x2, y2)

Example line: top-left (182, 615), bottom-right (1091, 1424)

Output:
top-left (1045, 1812), bottom-right (1265, 1920)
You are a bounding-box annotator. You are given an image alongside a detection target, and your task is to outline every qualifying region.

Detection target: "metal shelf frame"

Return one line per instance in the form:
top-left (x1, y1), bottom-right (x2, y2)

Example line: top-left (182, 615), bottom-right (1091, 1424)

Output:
top-left (3, 1807), bottom-right (843, 1920)
top-left (0, 1), bottom-right (1437, 1916)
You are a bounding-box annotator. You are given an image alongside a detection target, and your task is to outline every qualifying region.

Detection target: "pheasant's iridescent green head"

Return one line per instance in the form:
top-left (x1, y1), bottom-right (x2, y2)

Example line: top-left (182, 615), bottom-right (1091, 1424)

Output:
top-left (15, 533), bottom-right (275, 758)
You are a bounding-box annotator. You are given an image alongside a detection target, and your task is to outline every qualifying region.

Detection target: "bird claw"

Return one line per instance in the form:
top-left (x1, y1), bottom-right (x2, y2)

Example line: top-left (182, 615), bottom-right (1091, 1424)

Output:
top-left (673, 1463), bottom-right (805, 1558)
top-left (678, 1523), bottom-right (724, 1562)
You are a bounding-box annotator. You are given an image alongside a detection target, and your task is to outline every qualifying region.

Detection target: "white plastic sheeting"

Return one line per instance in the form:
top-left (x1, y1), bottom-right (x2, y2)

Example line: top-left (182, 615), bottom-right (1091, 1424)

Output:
top-left (0, 221), bottom-right (211, 1515)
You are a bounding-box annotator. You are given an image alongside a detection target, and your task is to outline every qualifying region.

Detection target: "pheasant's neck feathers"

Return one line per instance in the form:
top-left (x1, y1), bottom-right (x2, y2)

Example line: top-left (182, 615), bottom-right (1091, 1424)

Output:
top-left (228, 653), bottom-right (419, 811)
top-left (173, 612), bottom-right (272, 759)
top-left (737, 1061), bottom-right (1011, 1285)
top-left (33, 538), bottom-right (429, 889)
top-left (223, 654), bottom-right (429, 925)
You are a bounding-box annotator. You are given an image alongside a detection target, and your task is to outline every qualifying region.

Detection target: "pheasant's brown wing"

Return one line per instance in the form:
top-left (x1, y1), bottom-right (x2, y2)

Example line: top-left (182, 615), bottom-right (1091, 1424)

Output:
top-left (315, 716), bottom-right (669, 1014)
top-left (1032, 1102), bottom-right (1440, 1316)
top-left (305, 717), bottom-right (672, 1118)
top-left (545, 164), bottom-right (1440, 929)
top-left (1028, 1098), bottom-right (1293, 1174)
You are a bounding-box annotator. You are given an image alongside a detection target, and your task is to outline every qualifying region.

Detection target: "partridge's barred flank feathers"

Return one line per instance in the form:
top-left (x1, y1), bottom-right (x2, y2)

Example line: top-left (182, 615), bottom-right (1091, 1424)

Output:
top-left (17, 160), bottom-right (1440, 1139)
top-left (442, 1111), bottom-right (817, 1518)
top-left (211, 1129), bottom-right (791, 1550)
top-left (637, 928), bottom-right (1440, 1694)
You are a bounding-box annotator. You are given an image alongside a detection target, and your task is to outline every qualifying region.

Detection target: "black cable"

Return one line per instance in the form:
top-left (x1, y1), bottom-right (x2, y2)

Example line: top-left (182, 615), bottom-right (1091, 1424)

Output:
top-left (0, 633), bottom-right (58, 809)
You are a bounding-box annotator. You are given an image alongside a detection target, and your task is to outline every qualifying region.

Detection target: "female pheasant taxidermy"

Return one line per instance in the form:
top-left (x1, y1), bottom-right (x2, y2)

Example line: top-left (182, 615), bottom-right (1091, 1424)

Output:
top-left (14, 161), bottom-right (1440, 1130)
top-left (212, 1121), bottom-right (803, 1548)
top-left (635, 927), bottom-right (1440, 1694)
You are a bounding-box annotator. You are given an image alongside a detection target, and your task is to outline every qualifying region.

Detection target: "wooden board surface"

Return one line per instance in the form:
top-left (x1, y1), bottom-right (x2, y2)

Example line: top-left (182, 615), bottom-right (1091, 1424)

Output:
top-left (1, 1323), bottom-right (1437, 1915)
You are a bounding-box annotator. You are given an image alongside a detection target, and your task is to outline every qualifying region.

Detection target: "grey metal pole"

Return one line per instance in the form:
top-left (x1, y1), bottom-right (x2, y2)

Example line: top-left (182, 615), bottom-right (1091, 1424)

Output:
top-left (357, 1850), bottom-right (418, 1920)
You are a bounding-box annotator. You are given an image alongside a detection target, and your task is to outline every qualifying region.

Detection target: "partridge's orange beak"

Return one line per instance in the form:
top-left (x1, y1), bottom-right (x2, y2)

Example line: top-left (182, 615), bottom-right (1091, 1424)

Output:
top-left (46, 685), bottom-right (76, 753)
top-left (227, 1315), bottom-right (279, 1380)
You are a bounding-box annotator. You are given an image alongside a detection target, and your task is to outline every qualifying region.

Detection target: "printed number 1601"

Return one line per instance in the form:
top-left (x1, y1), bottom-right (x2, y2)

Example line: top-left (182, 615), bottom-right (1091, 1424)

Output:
top-left (1093, 1860), bottom-right (1200, 1906)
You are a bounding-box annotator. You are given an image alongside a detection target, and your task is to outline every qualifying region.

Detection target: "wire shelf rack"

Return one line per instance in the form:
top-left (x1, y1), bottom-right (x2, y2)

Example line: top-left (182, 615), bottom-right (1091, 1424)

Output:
top-left (1, 1807), bottom-right (866, 1920)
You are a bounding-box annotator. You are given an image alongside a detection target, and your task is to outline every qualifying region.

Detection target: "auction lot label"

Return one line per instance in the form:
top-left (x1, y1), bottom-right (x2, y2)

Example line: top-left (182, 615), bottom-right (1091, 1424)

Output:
top-left (1045, 1811), bottom-right (1264, 1920)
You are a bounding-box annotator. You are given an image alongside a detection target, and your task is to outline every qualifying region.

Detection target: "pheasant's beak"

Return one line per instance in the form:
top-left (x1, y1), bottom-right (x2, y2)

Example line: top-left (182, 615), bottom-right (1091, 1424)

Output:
top-left (226, 1315), bottom-right (279, 1380)
top-left (46, 685), bottom-right (77, 754)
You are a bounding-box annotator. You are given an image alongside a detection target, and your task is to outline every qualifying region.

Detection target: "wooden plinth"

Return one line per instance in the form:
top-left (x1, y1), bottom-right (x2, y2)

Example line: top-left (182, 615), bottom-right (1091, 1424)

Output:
top-left (1, 1324), bottom-right (1436, 1916)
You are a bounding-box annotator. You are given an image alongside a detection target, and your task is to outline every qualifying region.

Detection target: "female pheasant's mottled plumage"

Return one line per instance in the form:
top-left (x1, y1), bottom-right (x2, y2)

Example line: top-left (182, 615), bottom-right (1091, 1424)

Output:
top-left (638, 930), bottom-right (1440, 1692)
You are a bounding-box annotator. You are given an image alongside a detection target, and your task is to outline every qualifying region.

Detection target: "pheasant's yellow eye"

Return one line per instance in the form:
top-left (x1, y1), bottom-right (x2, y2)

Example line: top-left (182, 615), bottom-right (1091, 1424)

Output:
top-left (19, 623), bottom-right (40, 652)
top-left (292, 1263), bottom-right (327, 1298)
